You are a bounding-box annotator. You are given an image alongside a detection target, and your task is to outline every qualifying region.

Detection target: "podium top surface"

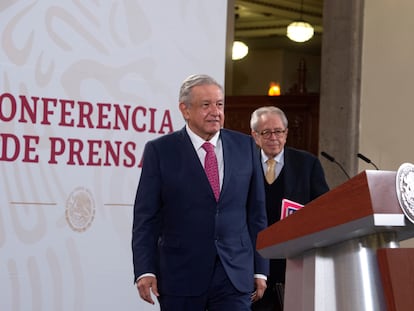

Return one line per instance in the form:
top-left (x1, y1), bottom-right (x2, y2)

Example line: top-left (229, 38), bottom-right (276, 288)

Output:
top-left (257, 170), bottom-right (414, 259)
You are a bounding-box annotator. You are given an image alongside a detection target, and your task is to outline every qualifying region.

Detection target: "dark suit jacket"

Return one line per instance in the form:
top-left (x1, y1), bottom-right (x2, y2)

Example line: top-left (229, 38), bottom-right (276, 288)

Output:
top-left (280, 147), bottom-right (329, 205)
top-left (262, 147), bottom-right (329, 285)
top-left (132, 127), bottom-right (269, 296)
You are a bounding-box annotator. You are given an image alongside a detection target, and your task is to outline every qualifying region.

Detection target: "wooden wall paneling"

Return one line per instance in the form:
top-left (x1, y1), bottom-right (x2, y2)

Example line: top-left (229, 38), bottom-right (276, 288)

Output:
top-left (224, 95), bottom-right (320, 155)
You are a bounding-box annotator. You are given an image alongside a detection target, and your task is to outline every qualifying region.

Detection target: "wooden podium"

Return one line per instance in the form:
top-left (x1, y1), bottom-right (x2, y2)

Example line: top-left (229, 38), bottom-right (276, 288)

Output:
top-left (257, 170), bottom-right (414, 311)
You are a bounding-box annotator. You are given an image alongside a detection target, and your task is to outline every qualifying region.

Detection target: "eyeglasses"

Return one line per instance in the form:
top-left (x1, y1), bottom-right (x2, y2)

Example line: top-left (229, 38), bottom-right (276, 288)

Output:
top-left (258, 129), bottom-right (287, 139)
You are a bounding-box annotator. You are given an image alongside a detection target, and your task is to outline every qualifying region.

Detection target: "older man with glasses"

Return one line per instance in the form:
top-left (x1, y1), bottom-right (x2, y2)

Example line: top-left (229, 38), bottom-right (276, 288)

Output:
top-left (250, 106), bottom-right (329, 311)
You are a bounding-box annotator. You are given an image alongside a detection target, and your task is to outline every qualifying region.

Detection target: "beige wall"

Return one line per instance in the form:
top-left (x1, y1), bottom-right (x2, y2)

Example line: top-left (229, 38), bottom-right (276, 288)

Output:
top-left (360, 0), bottom-right (414, 246)
top-left (359, 0), bottom-right (414, 172)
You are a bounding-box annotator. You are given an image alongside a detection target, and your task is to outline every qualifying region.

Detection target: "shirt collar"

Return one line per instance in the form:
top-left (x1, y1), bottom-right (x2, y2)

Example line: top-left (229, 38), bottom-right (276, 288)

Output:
top-left (261, 148), bottom-right (284, 165)
top-left (185, 124), bottom-right (220, 150)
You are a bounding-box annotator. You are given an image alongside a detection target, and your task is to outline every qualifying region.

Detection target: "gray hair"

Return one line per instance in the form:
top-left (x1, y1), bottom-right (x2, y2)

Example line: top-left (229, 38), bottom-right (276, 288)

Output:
top-left (250, 106), bottom-right (288, 131)
top-left (179, 74), bottom-right (223, 107)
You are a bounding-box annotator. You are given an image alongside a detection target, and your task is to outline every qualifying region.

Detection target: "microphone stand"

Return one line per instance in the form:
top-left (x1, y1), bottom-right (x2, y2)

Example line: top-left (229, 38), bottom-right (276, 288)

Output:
top-left (321, 151), bottom-right (351, 179)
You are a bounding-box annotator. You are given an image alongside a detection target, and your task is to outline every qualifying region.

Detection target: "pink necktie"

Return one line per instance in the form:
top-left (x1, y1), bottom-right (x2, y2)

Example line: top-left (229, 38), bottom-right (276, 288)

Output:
top-left (202, 142), bottom-right (220, 201)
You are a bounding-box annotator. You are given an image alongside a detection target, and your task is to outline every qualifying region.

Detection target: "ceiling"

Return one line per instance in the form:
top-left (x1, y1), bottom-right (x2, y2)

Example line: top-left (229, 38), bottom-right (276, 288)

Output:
top-left (233, 0), bottom-right (324, 53)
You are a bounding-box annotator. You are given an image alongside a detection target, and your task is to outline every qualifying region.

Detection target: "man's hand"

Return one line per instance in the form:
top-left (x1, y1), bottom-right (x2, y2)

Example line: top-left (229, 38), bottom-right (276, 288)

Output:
top-left (136, 276), bottom-right (159, 305)
top-left (251, 278), bottom-right (267, 302)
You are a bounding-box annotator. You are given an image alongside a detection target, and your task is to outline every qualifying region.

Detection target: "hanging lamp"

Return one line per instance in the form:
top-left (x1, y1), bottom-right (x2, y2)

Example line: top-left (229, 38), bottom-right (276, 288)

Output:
top-left (286, 0), bottom-right (314, 42)
top-left (232, 41), bottom-right (248, 60)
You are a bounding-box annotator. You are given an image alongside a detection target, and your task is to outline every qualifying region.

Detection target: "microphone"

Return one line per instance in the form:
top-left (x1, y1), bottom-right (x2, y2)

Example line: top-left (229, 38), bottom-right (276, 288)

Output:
top-left (357, 153), bottom-right (379, 170)
top-left (320, 151), bottom-right (351, 179)
top-left (320, 151), bottom-right (334, 162)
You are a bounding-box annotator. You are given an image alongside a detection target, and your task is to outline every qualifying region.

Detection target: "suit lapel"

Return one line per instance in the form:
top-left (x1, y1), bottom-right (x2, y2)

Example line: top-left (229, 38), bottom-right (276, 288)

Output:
top-left (219, 130), bottom-right (233, 199)
top-left (282, 148), bottom-right (297, 198)
top-left (178, 127), bottom-right (217, 199)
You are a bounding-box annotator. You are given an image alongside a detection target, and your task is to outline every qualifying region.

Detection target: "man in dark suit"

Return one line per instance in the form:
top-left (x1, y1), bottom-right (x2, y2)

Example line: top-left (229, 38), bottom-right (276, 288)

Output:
top-left (132, 74), bottom-right (269, 311)
top-left (250, 106), bottom-right (329, 311)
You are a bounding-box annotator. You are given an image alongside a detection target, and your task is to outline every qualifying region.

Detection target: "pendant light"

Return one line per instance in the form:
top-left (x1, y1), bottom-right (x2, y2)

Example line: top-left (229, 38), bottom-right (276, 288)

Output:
top-left (232, 41), bottom-right (249, 60)
top-left (286, 0), bottom-right (314, 43)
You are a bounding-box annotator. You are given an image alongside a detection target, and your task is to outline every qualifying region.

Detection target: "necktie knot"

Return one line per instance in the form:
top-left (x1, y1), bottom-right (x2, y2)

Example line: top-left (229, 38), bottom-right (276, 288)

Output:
top-left (202, 142), bottom-right (220, 201)
top-left (202, 142), bottom-right (214, 153)
top-left (266, 158), bottom-right (276, 184)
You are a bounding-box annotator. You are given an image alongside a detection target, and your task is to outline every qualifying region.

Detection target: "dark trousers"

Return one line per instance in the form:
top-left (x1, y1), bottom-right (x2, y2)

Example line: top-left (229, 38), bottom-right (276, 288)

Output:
top-left (251, 283), bottom-right (284, 311)
top-left (158, 257), bottom-right (251, 311)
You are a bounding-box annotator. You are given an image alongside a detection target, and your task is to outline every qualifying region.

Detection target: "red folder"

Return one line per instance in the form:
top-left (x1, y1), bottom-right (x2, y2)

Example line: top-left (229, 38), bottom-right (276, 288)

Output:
top-left (280, 198), bottom-right (304, 220)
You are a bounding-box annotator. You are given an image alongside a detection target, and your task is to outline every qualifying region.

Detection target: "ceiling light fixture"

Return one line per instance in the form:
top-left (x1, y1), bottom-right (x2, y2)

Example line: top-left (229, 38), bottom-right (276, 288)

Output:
top-left (232, 41), bottom-right (248, 60)
top-left (286, 0), bottom-right (314, 43)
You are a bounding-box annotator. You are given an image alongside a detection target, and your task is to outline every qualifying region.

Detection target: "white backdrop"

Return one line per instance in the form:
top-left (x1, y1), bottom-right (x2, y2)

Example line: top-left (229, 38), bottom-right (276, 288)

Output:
top-left (0, 1), bottom-right (228, 310)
